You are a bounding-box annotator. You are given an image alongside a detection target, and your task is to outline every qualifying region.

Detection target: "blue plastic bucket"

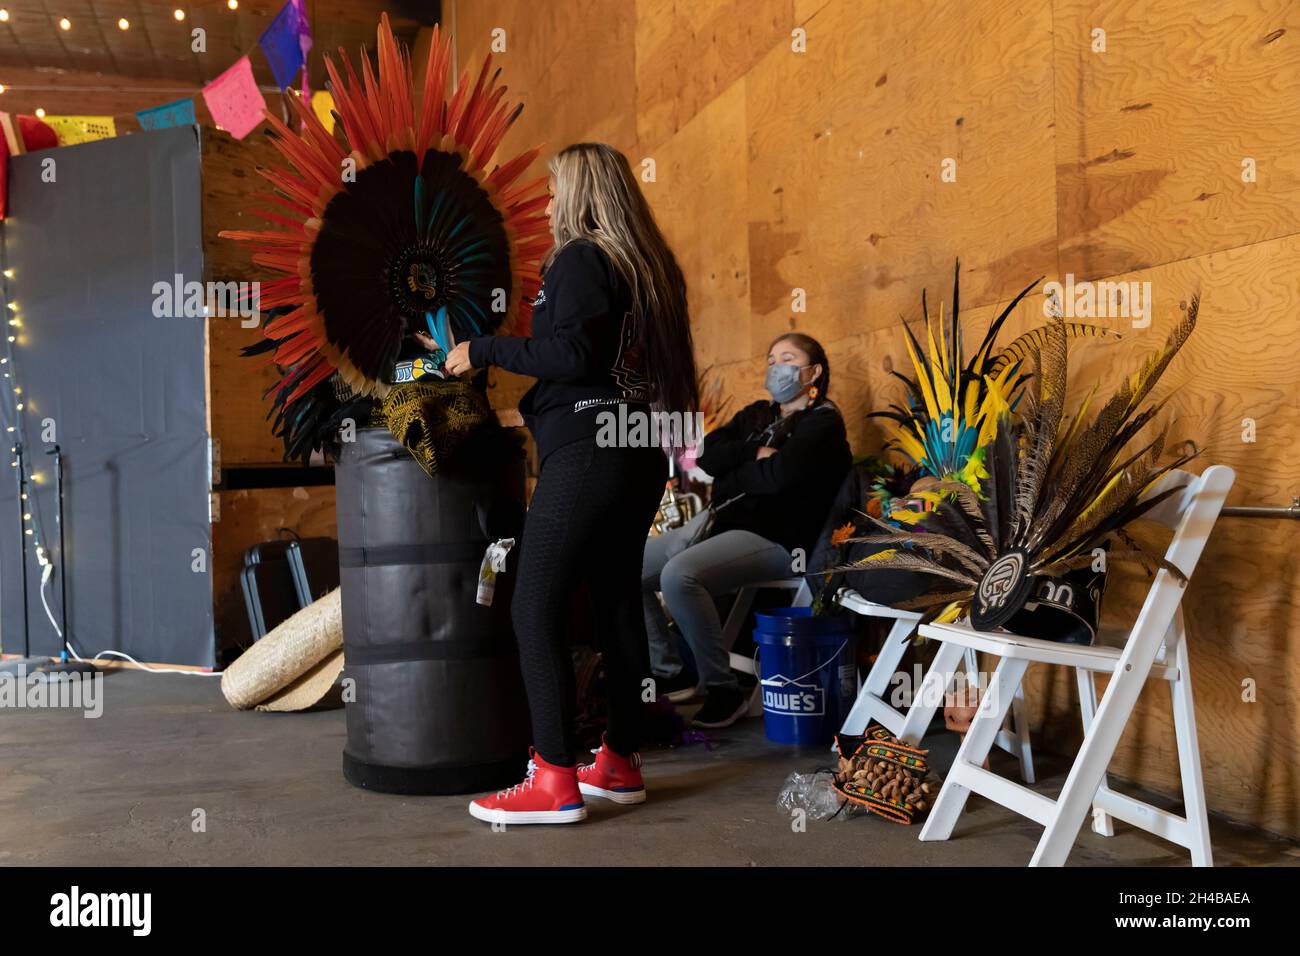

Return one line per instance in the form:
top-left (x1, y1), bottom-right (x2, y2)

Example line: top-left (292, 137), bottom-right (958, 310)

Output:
top-left (753, 607), bottom-right (856, 746)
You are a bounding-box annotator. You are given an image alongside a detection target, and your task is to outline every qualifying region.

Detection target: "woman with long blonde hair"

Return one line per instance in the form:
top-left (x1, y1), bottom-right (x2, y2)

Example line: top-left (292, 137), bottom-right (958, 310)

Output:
top-left (445, 142), bottom-right (698, 824)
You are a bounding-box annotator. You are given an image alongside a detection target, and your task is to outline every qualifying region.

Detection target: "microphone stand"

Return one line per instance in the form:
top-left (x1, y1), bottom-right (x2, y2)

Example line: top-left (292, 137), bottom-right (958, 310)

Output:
top-left (14, 441), bottom-right (30, 656)
top-left (35, 445), bottom-right (97, 676)
top-left (0, 442), bottom-right (56, 679)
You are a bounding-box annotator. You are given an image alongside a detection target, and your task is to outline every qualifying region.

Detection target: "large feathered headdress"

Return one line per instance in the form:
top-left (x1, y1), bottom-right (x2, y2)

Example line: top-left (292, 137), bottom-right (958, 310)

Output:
top-left (221, 14), bottom-right (550, 415)
top-left (845, 296), bottom-right (1201, 629)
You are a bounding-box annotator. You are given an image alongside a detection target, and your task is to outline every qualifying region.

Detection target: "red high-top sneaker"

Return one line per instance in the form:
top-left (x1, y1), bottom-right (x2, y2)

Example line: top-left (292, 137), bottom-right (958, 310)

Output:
top-left (468, 750), bottom-right (587, 825)
top-left (577, 737), bottom-right (646, 805)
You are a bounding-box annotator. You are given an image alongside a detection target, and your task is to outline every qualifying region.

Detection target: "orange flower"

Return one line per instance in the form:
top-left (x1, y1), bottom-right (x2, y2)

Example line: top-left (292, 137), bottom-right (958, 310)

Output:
top-left (831, 522), bottom-right (856, 547)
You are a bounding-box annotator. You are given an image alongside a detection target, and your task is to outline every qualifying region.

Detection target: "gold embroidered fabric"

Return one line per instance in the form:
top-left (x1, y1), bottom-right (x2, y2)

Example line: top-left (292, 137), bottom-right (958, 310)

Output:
top-left (380, 379), bottom-right (493, 478)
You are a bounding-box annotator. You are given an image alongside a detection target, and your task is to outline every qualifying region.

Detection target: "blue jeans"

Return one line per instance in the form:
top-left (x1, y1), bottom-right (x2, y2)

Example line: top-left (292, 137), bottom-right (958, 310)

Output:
top-left (642, 511), bottom-right (793, 691)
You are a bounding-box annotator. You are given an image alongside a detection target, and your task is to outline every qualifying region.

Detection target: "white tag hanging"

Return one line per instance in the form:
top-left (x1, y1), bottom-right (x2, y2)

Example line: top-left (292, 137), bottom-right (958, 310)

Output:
top-left (476, 538), bottom-right (516, 606)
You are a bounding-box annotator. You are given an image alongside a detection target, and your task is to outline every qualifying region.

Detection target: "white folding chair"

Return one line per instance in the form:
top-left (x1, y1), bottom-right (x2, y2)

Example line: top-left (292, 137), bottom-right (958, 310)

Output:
top-left (723, 579), bottom-right (810, 716)
top-left (916, 465), bottom-right (1233, 866)
top-left (835, 589), bottom-right (1034, 783)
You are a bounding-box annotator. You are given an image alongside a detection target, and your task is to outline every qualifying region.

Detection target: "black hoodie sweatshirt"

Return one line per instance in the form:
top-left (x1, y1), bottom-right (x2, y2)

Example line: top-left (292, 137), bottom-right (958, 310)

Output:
top-left (468, 240), bottom-right (652, 464)
top-left (699, 399), bottom-right (852, 555)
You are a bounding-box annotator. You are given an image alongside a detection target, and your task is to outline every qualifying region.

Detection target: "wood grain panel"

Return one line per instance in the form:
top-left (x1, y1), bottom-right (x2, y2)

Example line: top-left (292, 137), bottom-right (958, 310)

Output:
top-left (642, 79), bottom-right (752, 365)
top-left (793, 0), bottom-right (834, 23)
top-left (634, 0), bottom-right (794, 150)
top-left (454, 0), bottom-right (638, 170)
top-left (200, 127), bottom-right (292, 465)
top-left (743, 0), bottom-right (1058, 356)
top-left (208, 314), bottom-right (284, 467)
top-left (201, 127), bottom-right (285, 283)
top-left (1053, 0), bottom-right (1300, 280)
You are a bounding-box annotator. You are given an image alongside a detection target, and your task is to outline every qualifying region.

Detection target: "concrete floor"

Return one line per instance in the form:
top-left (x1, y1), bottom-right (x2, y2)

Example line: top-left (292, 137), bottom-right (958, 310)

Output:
top-left (1, 667), bottom-right (1296, 867)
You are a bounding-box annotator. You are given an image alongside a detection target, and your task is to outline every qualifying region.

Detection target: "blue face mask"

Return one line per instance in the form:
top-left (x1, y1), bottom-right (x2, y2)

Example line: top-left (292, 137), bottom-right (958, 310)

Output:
top-left (765, 363), bottom-right (808, 404)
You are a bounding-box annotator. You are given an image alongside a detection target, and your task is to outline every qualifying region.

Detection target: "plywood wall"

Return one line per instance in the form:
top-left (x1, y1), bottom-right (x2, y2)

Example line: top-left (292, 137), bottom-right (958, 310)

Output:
top-left (455, 0), bottom-right (1300, 837)
top-left (202, 129), bottom-right (293, 468)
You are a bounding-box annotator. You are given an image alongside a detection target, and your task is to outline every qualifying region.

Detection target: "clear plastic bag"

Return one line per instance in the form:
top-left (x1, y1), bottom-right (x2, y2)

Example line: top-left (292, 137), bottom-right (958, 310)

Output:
top-left (777, 770), bottom-right (867, 821)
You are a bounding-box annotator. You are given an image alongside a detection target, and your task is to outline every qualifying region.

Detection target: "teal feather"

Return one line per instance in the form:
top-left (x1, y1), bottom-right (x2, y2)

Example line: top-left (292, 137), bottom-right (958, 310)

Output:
top-left (414, 176), bottom-right (427, 237)
top-left (424, 310), bottom-right (443, 351)
top-left (434, 306), bottom-right (452, 350)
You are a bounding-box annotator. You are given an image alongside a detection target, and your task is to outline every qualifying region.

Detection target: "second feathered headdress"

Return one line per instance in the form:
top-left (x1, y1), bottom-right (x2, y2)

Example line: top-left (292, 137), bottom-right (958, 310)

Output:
top-left (845, 296), bottom-right (1200, 629)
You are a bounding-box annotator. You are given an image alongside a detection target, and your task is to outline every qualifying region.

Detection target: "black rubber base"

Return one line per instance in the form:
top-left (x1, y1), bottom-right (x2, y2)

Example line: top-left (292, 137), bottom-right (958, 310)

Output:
top-left (342, 749), bottom-right (529, 796)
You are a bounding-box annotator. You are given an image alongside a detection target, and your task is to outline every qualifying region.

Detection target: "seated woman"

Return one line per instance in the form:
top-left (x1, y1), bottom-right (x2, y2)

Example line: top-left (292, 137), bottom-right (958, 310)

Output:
top-left (642, 332), bottom-right (851, 728)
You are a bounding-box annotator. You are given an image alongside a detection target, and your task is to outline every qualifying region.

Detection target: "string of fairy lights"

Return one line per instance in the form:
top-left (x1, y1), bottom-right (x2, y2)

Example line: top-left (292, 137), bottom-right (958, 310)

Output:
top-left (0, 4), bottom-right (245, 112)
top-left (0, 235), bottom-right (56, 589)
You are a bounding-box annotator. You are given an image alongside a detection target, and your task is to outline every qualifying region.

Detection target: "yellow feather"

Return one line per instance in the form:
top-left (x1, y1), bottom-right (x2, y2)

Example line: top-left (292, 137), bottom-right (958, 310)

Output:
top-left (903, 332), bottom-right (941, 422)
top-left (888, 508), bottom-right (930, 526)
top-left (957, 451), bottom-right (989, 491)
top-left (933, 602), bottom-right (963, 624)
top-left (963, 378), bottom-right (980, 426)
top-left (1075, 468), bottom-right (1124, 525)
top-left (894, 425), bottom-right (927, 464)
top-left (926, 317), bottom-right (953, 414)
top-left (976, 374), bottom-right (1012, 447)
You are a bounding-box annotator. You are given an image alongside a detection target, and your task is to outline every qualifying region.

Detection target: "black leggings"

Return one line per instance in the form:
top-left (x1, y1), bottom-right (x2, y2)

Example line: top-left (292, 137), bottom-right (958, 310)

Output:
top-left (510, 436), bottom-right (667, 767)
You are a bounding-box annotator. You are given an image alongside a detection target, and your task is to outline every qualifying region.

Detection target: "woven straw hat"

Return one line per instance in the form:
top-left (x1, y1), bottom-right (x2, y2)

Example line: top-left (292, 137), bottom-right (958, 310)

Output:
top-left (222, 588), bottom-right (344, 712)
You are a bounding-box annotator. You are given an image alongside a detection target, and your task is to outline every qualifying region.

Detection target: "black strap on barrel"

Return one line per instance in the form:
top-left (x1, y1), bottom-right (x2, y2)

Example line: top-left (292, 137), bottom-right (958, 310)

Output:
top-left (338, 539), bottom-right (515, 663)
top-left (344, 638), bottom-right (516, 665)
top-left (338, 542), bottom-right (486, 567)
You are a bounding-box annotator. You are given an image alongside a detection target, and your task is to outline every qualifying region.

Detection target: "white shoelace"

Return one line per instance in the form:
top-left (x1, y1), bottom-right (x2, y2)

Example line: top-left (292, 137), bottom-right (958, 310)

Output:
top-left (496, 758), bottom-right (538, 798)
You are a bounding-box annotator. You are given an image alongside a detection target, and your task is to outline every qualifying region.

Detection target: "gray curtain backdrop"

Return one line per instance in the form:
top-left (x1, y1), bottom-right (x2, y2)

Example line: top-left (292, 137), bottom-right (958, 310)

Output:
top-left (0, 126), bottom-right (214, 667)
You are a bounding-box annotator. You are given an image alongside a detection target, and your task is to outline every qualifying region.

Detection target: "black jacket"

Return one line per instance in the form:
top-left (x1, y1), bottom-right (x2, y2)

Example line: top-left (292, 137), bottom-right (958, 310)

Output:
top-left (699, 399), bottom-right (851, 556)
top-left (468, 240), bottom-right (651, 463)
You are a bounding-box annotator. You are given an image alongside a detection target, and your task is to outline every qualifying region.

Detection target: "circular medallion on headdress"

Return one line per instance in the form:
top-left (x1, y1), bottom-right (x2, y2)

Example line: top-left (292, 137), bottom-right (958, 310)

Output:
top-left (392, 244), bottom-right (439, 312)
top-left (972, 548), bottom-right (1034, 631)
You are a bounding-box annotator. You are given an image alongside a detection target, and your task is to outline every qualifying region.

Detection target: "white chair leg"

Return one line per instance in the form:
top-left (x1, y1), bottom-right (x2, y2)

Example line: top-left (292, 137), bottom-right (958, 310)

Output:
top-left (920, 656), bottom-right (1029, 842)
top-left (897, 638), bottom-right (965, 745)
top-left (959, 647), bottom-right (1035, 783)
top-left (1010, 683), bottom-right (1035, 785)
top-left (1074, 668), bottom-right (1114, 837)
top-left (839, 616), bottom-right (913, 739)
top-left (1168, 611), bottom-right (1213, 866)
top-left (1030, 614), bottom-right (1170, 867)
